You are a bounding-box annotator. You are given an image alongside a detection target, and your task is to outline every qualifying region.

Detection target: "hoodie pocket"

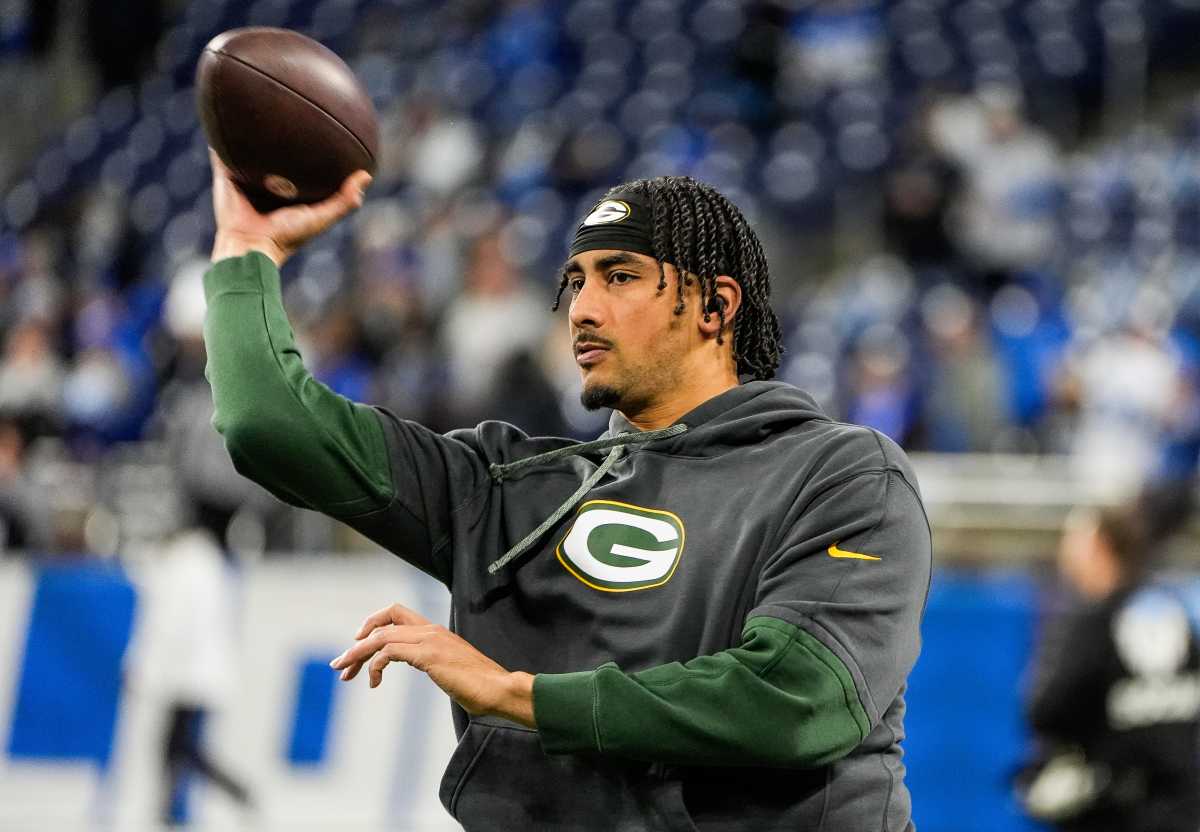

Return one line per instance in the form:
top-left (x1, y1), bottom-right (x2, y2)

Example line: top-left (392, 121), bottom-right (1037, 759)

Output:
top-left (439, 719), bottom-right (699, 831)
top-left (438, 721), bottom-right (497, 818)
top-left (649, 777), bottom-right (701, 832)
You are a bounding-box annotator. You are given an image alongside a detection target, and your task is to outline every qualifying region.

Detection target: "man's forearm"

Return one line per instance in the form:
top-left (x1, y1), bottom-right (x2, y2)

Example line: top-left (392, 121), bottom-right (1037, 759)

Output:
top-left (495, 672), bottom-right (537, 728)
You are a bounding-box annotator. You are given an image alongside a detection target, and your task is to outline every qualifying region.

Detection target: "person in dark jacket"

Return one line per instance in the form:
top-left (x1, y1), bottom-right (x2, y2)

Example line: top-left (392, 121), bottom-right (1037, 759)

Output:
top-left (1022, 503), bottom-right (1200, 831)
top-left (201, 155), bottom-right (932, 831)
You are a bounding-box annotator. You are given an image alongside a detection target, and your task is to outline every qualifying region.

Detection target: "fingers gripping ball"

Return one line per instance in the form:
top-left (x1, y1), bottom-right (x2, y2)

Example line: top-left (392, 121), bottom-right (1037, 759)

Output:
top-left (196, 27), bottom-right (379, 213)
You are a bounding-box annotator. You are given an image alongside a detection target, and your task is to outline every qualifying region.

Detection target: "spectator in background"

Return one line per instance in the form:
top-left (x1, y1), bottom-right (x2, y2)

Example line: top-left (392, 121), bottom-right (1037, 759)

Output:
top-left (932, 85), bottom-right (1062, 292)
top-left (121, 499), bottom-right (253, 826)
top-left (843, 323), bottom-right (917, 446)
top-left (385, 97), bottom-right (485, 197)
top-left (371, 315), bottom-right (454, 432)
top-left (352, 201), bottom-right (456, 429)
top-left (1054, 291), bottom-right (1182, 501)
top-left (60, 345), bottom-right (135, 447)
top-left (1020, 503), bottom-right (1200, 831)
top-left (0, 319), bottom-right (63, 435)
top-left (883, 102), bottom-right (960, 271)
top-left (6, 229), bottom-right (65, 329)
top-left (918, 284), bottom-right (1008, 452)
top-left (0, 416), bottom-right (33, 551)
top-left (485, 347), bottom-right (572, 438)
top-left (440, 227), bottom-right (552, 424)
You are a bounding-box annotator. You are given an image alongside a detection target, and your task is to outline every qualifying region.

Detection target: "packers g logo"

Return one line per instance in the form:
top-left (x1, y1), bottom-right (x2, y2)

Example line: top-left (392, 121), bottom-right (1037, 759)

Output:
top-left (581, 199), bottom-right (631, 226)
top-left (556, 500), bottom-right (685, 592)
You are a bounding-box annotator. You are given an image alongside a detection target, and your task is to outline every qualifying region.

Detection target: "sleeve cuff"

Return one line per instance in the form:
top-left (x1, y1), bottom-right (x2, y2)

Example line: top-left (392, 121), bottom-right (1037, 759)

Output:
top-left (533, 668), bottom-right (603, 755)
top-left (203, 250), bottom-right (280, 303)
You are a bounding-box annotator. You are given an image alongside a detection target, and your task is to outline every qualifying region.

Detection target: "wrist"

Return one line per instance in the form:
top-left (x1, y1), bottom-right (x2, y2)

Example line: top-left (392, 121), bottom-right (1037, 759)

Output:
top-left (496, 671), bottom-right (536, 728)
top-left (211, 231), bottom-right (287, 267)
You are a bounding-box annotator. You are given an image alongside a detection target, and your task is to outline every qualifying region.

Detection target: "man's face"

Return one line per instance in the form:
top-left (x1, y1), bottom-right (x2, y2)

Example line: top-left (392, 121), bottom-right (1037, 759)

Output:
top-left (563, 249), bottom-right (697, 414)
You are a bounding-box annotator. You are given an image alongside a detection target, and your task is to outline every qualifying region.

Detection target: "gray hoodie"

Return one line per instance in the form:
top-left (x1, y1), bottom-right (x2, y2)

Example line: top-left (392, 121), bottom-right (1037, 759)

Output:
top-left (204, 251), bottom-right (933, 831)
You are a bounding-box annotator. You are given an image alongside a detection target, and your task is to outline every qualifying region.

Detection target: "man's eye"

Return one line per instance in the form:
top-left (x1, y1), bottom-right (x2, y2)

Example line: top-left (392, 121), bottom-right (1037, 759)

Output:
top-left (569, 277), bottom-right (585, 293)
top-left (610, 272), bottom-right (635, 284)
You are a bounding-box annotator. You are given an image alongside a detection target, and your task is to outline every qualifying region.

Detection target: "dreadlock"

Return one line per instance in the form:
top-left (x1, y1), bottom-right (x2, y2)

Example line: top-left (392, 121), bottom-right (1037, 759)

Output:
top-left (552, 176), bottom-right (784, 381)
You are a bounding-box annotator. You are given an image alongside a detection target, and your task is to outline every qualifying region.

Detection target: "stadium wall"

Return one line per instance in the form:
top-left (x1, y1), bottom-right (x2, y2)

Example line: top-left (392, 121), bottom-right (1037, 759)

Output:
top-left (8, 556), bottom-right (1197, 831)
top-left (0, 556), bottom-right (460, 832)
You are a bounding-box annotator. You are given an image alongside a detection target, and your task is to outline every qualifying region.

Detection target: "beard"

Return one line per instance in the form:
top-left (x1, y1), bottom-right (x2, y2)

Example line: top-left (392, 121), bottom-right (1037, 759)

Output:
top-left (579, 359), bottom-right (669, 415)
top-left (580, 381), bottom-right (622, 411)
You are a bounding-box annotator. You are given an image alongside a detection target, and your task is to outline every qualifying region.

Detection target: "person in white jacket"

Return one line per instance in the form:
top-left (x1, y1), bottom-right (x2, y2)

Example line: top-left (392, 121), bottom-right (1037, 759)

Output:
top-left (122, 504), bottom-right (252, 824)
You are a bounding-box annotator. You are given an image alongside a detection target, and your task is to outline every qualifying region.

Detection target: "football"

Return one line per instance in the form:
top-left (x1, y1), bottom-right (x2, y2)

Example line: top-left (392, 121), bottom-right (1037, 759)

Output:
top-left (195, 27), bottom-right (379, 213)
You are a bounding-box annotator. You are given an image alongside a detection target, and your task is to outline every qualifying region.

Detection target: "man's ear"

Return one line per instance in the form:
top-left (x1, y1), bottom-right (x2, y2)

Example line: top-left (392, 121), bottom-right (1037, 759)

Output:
top-left (699, 275), bottom-right (742, 338)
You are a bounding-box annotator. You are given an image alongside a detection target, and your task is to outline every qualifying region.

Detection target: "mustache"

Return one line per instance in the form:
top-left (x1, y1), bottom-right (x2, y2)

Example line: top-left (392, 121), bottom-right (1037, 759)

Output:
top-left (573, 333), bottom-right (615, 350)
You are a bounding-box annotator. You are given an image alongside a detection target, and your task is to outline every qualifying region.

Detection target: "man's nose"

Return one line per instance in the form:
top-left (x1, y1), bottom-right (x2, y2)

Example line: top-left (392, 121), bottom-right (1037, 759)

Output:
top-left (569, 278), bottom-right (606, 330)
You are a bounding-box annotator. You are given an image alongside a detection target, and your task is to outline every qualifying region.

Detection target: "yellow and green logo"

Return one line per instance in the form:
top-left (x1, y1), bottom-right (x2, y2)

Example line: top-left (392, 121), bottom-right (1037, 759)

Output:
top-left (556, 499), bottom-right (685, 592)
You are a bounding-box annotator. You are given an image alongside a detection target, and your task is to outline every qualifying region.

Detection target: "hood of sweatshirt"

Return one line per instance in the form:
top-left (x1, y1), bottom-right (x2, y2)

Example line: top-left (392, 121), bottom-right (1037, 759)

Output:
top-left (603, 380), bottom-right (831, 457)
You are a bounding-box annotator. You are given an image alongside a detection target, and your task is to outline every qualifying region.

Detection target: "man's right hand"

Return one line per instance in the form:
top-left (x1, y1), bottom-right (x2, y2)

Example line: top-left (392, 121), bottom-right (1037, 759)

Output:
top-left (208, 149), bottom-right (372, 267)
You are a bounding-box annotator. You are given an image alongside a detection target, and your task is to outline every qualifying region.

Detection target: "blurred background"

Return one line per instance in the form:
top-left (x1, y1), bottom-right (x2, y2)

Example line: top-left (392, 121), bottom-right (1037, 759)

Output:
top-left (2, 0), bottom-right (1200, 829)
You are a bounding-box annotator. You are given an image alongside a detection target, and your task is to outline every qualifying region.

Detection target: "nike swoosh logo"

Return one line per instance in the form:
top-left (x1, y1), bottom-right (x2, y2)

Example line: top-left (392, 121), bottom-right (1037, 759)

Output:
top-left (827, 544), bottom-right (881, 562)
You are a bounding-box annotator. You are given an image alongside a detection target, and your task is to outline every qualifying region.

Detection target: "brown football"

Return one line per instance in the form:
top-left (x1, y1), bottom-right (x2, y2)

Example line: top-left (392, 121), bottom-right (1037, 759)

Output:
top-left (196, 27), bottom-right (379, 213)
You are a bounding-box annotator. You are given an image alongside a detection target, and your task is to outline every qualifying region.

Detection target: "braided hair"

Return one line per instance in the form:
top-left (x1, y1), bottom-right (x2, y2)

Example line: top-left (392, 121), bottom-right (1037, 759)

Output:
top-left (553, 176), bottom-right (784, 381)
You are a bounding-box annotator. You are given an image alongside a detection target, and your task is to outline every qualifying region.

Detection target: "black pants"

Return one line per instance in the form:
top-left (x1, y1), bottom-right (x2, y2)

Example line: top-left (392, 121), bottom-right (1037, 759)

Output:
top-left (163, 705), bottom-right (251, 824)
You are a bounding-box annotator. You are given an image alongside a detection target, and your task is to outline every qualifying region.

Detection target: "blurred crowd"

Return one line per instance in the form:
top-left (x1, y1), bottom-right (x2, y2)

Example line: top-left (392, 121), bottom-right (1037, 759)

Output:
top-left (1, 0), bottom-right (1200, 555)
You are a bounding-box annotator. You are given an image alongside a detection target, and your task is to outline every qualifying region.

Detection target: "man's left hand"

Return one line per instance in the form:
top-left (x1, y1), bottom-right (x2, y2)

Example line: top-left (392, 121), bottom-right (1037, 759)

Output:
top-left (329, 603), bottom-right (536, 729)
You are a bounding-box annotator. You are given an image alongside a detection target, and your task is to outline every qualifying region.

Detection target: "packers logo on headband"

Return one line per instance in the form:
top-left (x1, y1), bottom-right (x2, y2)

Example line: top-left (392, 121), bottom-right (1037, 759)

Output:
top-left (582, 200), bottom-right (632, 226)
top-left (569, 193), bottom-right (656, 258)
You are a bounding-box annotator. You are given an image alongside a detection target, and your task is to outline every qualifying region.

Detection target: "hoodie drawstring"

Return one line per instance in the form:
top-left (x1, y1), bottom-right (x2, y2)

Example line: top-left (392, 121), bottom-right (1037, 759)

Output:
top-left (484, 423), bottom-right (688, 576)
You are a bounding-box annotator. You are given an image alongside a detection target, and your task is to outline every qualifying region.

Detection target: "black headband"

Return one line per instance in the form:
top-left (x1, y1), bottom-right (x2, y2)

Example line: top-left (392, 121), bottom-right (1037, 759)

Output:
top-left (568, 192), bottom-right (656, 259)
